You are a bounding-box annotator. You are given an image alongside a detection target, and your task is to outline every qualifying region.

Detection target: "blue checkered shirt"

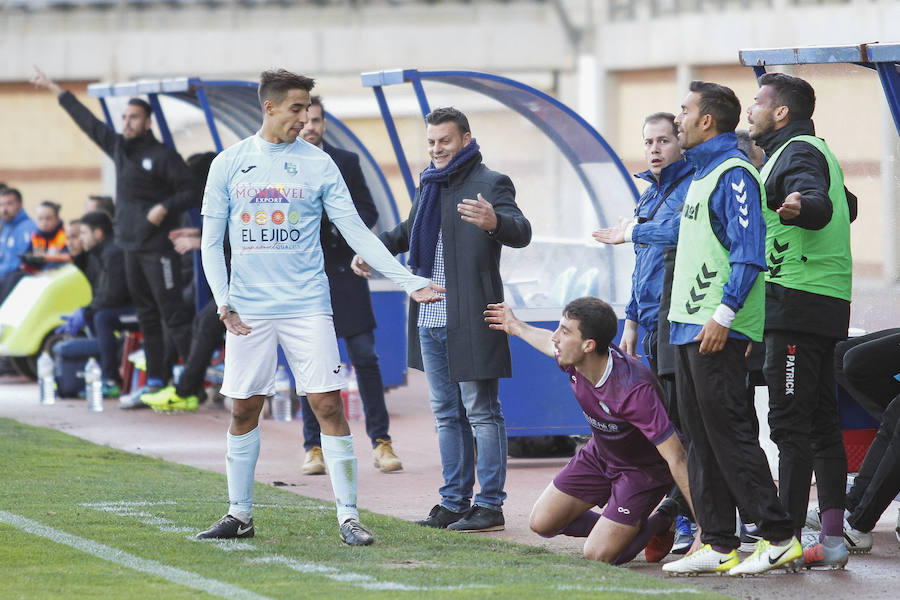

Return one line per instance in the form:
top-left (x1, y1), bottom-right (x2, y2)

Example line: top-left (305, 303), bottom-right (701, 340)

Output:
top-left (417, 230), bottom-right (447, 328)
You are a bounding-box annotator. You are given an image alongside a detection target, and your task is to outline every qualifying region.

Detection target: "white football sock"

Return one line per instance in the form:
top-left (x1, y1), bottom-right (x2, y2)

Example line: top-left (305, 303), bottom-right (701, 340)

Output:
top-left (321, 433), bottom-right (359, 524)
top-left (226, 426), bottom-right (260, 518)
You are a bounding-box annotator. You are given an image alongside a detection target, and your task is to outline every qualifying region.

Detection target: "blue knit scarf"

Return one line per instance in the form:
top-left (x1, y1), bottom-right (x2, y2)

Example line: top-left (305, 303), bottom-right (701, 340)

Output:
top-left (408, 140), bottom-right (481, 277)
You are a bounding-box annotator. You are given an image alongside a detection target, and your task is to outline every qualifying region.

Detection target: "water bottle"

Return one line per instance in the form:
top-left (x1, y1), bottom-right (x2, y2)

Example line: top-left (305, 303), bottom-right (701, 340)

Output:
top-left (84, 357), bottom-right (103, 412)
top-left (37, 351), bottom-right (56, 405)
top-left (344, 366), bottom-right (363, 422)
top-left (272, 364), bottom-right (292, 422)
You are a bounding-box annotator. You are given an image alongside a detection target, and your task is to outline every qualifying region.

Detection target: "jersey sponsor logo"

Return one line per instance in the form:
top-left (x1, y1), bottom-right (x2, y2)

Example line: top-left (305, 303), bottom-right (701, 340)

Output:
top-left (271, 210), bottom-right (285, 225)
top-left (617, 506), bottom-right (631, 515)
top-left (785, 344), bottom-right (796, 396)
top-left (288, 210), bottom-right (300, 225)
top-left (240, 212), bottom-right (251, 225)
top-left (240, 165), bottom-right (257, 174)
top-left (234, 183), bottom-right (304, 202)
top-left (583, 411), bottom-right (619, 433)
top-left (682, 201), bottom-right (701, 221)
top-left (254, 211), bottom-right (268, 225)
top-left (142, 157), bottom-right (153, 171)
top-left (284, 162), bottom-right (298, 175)
top-left (333, 364), bottom-right (342, 374)
top-left (241, 227), bottom-right (303, 243)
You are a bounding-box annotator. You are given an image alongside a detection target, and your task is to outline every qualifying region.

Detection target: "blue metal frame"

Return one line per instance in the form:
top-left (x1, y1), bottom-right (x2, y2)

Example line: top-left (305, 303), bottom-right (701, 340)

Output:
top-left (740, 42), bottom-right (900, 137)
top-left (361, 68), bottom-right (640, 301)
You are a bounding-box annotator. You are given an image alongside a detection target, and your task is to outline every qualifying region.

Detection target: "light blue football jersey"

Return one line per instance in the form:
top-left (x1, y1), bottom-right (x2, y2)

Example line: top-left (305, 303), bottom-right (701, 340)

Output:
top-left (202, 134), bottom-right (359, 318)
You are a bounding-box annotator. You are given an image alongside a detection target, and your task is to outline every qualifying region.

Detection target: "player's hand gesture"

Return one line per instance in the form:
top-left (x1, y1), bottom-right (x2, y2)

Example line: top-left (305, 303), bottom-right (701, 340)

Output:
top-left (32, 65), bottom-right (63, 96)
top-left (411, 282), bottom-right (446, 304)
top-left (219, 306), bottom-right (252, 336)
top-left (351, 255), bottom-right (372, 278)
top-left (457, 193), bottom-right (498, 232)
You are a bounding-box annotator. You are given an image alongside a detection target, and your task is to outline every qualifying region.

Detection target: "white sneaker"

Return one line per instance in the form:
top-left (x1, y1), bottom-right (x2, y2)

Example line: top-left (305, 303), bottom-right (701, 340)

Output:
top-left (805, 508), bottom-right (822, 530)
top-left (728, 538), bottom-right (803, 576)
top-left (662, 544), bottom-right (739, 576)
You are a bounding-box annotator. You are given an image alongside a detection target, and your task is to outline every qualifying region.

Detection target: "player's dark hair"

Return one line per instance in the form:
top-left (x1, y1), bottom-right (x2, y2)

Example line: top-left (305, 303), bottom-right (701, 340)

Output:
top-left (39, 200), bottom-right (61, 217)
top-left (88, 195), bottom-right (116, 219)
top-left (1, 187), bottom-right (22, 203)
top-left (643, 112), bottom-right (677, 137)
top-left (563, 297), bottom-right (618, 356)
top-left (425, 106), bottom-right (471, 136)
top-left (758, 72), bottom-right (816, 122)
top-left (689, 80), bottom-right (741, 133)
top-left (258, 69), bottom-right (315, 109)
top-left (309, 95), bottom-right (325, 115)
top-left (80, 210), bottom-right (114, 238)
top-left (127, 98), bottom-right (153, 119)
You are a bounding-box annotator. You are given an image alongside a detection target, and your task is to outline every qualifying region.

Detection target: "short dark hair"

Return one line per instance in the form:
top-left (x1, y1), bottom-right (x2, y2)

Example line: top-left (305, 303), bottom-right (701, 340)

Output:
top-left (1, 187), bottom-right (22, 203)
top-left (88, 195), bottom-right (116, 218)
top-left (309, 95), bottom-right (325, 115)
top-left (758, 72), bottom-right (816, 122)
top-left (186, 151), bottom-right (217, 186)
top-left (127, 98), bottom-right (153, 119)
top-left (69, 218), bottom-right (82, 226)
top-left (562, 297), bottom-right (618, 356)
top-left (39, 200), bottom-right (61, 217)
top-left (258, 69), bottom-right (315, 109)
top-left (735, 129), bottom-right (754, 156)
top-left (643, 112), bottom-right (677, 137)
top-left (80, 211), bottom-right (114, 238)
top-left (425, 107), bottom-right (470, 136)
top-left (689, 80), bottom-right (741, 133)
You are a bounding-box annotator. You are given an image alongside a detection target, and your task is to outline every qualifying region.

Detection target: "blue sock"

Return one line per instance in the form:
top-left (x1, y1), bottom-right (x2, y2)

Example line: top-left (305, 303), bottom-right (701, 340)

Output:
top-left (226, 426), bottom-right (260, 518)
top-left (321, 433), bottom-right (358, 524)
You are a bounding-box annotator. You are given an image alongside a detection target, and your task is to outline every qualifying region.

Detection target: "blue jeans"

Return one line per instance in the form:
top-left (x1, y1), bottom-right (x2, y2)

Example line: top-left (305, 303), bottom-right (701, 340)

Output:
top-left (92, 307), bottom-right (137, 383)
top-left (418, 326), bottom-right (507, 512)
top-left (301, 329), bottom-right (390, 449)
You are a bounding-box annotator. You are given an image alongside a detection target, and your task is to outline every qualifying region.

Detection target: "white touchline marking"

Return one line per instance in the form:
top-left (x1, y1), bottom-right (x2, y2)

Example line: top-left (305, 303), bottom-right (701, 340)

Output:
top-left (248, 556), bottom-right (491, 592)
top-left (0, 510), bottom-right (272, 600)
top-left (557, 585), bottom-right (703, 595)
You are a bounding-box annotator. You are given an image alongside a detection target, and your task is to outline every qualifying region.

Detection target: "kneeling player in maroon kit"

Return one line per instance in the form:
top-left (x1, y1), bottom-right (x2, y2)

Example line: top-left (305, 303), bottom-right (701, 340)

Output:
top-left (484, 297), bottom-right (693, 564)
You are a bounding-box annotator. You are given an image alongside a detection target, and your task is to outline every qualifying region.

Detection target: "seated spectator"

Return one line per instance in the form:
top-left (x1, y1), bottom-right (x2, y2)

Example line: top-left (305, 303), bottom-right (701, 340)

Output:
top-left (21, 200), bottom-right (70, 273)
top-left (86, 194), bottom-right (115, 219)
top-left (0, 188), bottom-right (38, 279)
top-left (77, 211), bottom-right (134, 396)
top-left (834, 328), bottom-right (900, 422)
top-left (67, 218), bottom-right (89, 274)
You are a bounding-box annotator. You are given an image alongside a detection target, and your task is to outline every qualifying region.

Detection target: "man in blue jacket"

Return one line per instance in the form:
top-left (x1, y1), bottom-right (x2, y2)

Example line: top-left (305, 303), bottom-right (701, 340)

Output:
top-left (0, 188), bottom-right (38, 279)
top-left (661, 81), bottom-right (798, 576)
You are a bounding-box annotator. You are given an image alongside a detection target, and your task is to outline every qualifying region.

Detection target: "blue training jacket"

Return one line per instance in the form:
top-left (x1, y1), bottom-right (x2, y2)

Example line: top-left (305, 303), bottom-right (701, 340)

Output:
top-left (669, 132), bottom-right (767, 346)
top-left (0, 209), bottom-right (38, 277)
top-left (626, 157), bottom-right (694, 333)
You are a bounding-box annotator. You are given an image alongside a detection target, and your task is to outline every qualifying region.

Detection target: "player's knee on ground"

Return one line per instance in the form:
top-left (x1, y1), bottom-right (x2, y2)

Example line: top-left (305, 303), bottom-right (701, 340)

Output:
top-left (582, 539), bottom-right (616, 563)
top-left (528, 506), bottom-right (557, 537)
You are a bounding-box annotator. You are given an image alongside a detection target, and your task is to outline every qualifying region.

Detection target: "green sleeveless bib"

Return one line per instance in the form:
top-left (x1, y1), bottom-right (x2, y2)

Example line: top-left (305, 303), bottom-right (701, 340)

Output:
top-left (759, 135), bottom-right (852, 301)
top-left (669, 157), bottom-right (765, 341)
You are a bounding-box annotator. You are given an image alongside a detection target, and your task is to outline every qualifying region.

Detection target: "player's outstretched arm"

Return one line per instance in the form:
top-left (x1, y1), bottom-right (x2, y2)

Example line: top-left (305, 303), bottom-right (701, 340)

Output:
top-left (655, 434), bottom-right (695, 521)
top-left (484, 302), bottom-right (555, 357)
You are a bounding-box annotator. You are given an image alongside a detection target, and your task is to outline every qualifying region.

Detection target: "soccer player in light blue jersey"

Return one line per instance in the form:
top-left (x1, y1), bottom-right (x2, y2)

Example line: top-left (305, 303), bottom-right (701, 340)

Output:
top-left (195, 69), bottom-right (444, 546)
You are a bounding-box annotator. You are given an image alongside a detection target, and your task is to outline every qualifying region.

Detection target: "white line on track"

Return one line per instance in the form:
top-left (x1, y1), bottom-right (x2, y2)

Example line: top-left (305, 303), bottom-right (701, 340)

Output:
top-left (557, 585), bottom-right (703, 595)
top-left (0, 510), bottom-right (273, 600)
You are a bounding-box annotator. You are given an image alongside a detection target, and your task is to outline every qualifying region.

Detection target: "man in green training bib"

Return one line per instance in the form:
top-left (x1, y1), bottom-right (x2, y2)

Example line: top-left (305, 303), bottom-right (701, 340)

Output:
top-left (662, 81), bottom-right (799, 577)
top-left (747, 73), bottom-right (860, 568)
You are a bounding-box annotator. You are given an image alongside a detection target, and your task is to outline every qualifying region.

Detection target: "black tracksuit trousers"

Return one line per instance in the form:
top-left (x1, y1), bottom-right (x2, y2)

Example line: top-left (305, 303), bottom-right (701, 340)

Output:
top-left (676, 339), bottom-right (794, 549)
top-left (124, 249), bottom-right (194, 383)
top-left (847, 394), bottom-right (900, 532)
top-left (764, 330), bottom-right (847, 529)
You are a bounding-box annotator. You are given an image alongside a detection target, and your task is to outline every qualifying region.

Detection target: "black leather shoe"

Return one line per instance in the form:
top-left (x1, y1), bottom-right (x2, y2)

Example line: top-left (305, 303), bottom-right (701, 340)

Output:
top-left (447, 506), bottom-right (504, 532)
top-left (196, 514), bottom-right (254, 539)
top-left (415, 504), bottom-right (467, 529)
top-left (340, 518), bottom-right (374, 546)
